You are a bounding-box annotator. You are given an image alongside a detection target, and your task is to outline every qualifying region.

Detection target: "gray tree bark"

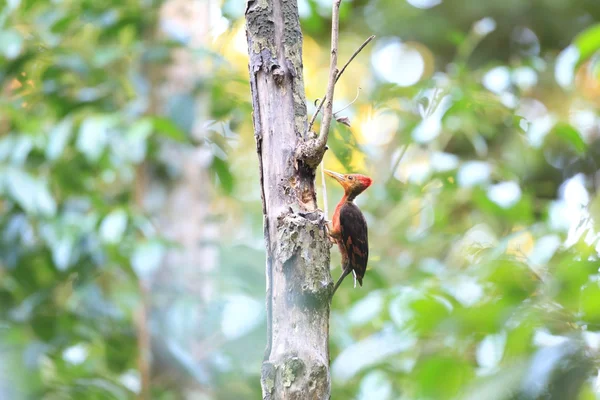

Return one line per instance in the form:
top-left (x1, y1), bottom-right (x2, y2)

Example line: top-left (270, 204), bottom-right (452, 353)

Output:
top-left (245, 0), bottom-right (333, 399)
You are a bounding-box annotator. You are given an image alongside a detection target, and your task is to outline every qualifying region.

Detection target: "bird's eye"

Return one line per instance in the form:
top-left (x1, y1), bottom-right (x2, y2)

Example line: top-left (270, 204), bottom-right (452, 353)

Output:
top-left (348, 176), bottom-right (354, 181)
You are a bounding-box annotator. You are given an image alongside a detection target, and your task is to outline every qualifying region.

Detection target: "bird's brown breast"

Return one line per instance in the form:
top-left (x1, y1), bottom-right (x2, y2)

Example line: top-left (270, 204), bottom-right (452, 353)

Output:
top-left (338, 202), bottom-right (369, 283)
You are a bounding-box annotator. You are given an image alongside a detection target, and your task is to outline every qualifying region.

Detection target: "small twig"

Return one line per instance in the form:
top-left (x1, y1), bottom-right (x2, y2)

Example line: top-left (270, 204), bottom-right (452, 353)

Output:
top-left (321, 163), bottom-right (328, 218)
top-left (307, 34), bottom-right (376, 135)
top-left (307, 100), bottom-right (325, 135)
top-left (333, 87), bottom-right (361, 115)
top-left (307, 98), bottom-right (326, 136)
top-left (388, 144), bottom-right (409, 181)
top-left (335, 35), bottom-right (375, 86)
top-left (387, 87), bottom-right (441, 181)
top-left (424, 87), bottom-right (441, 118)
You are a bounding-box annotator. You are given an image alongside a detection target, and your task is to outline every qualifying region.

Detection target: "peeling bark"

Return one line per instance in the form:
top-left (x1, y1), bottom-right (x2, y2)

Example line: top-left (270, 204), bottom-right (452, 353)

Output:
top-left (245, 0), bottom-right (333, 398)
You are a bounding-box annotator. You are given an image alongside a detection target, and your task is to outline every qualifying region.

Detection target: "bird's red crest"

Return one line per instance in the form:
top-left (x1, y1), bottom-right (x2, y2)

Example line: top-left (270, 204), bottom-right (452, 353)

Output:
top-left (357, 175), bottom-right (372, 188)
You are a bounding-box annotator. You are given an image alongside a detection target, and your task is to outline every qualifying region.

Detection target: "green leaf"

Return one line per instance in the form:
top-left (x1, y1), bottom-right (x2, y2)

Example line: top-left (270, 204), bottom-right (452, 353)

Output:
top-left (0, 134), bottom-right (32, 165)
top-left (46, 118), bottom-right (73, 161)
top-left (31, 305), bottom-right (58, 341)
top-left (41, 225), bottom-right (75, 271)
top-left (328, 125), bottom-right (360, 170)
top-left (150, 117), bottom-right (188, 142)
top-left (77, 116), bottom-right (113, 162)
top-left (503, 322), bottom-right (535, 359)
top-left (573, 24), bottom-right (600, 67)
top-left (111, 119), bottom-right (152, 164)
top-left (551, 122), bottom-right (586, 155)
top-left (414, 356), bottom-right (474, 399)
top-left (461, 361), bottom-right (528, 400)
top-left (210, 155), bottom-right (234, 195)
top-left (552, 256), bottom-right (597, 312)
top-left (487, 260), bottom-right (538, 304)
top-left (580, 283), bottom-right (600, 325)
top-left (3, 168), bottom-right (56, 217)
top-left (105, 335), bottom-right (136, 373)
top-left (0, 51), bottom-right (35, 81)
top-left (99, 209), bottom-right (128, 244)
top-left (410, 294), bottom-right (453, 333)
top-left (472, 188), bottom-right (534, 225)
top-left (165, 94), bottom-right (196, 134)
top-left (332, 329), bottom-right (416, 382)
top-left (455, 299), bottom-right (512, 336)
top-left (520, 341), bottom-right (591, 399)
top-left (72, 378), bottom-right (131, 399)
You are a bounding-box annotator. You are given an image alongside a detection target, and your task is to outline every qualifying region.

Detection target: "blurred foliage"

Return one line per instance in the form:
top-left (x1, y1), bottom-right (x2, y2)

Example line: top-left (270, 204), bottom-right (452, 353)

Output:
top-left (0, 0), bottom-right (173, 397)
top-left (2, 0), bottom-right (600, 399)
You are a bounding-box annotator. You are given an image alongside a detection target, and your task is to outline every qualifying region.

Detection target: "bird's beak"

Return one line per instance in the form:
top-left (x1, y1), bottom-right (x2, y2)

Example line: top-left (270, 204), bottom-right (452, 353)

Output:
top-left (324, 170), bottom-right (347, 186)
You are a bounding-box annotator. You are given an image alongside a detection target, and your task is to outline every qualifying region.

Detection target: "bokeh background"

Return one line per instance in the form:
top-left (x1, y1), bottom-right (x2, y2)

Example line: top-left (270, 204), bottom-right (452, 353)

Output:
top-left (2, 0), bottom-right (600, 398)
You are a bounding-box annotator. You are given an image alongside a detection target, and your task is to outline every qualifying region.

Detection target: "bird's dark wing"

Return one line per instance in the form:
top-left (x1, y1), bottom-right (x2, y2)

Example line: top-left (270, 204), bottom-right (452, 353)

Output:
top-left (339, 202), bottom-right (369, 286)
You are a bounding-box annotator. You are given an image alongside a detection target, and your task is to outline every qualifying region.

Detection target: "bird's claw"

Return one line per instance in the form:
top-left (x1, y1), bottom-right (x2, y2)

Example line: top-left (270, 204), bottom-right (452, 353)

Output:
top-left (323, 222), bottom-right (337, 243)
top-left (316, 210), bottom-right (328, 223)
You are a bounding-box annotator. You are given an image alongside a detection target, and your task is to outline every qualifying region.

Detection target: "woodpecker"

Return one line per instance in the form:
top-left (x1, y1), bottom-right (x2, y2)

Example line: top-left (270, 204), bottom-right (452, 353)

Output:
top-left (325, 170), bottom-right (372, 296)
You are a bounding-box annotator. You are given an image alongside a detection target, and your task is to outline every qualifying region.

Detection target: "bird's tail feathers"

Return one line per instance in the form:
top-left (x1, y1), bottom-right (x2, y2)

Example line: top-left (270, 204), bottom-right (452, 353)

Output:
top-left (331, 269), bottom-right (351, 298)
top-left (352, 269), bottom-right (364, 287)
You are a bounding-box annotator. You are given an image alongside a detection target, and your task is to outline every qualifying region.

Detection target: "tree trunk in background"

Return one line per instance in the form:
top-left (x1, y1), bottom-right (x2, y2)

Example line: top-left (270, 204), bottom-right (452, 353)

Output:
top-left (245, 1), bottom-right (333, 398)
top-left (139, 0), bottom-right (217, 397)
top-left (156, 0), bottom-right (216, 307)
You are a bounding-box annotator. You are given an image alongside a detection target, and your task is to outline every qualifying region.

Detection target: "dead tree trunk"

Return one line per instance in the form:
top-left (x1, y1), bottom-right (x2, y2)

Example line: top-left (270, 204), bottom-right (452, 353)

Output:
top-left (245, 0), bottom-right (333, 398)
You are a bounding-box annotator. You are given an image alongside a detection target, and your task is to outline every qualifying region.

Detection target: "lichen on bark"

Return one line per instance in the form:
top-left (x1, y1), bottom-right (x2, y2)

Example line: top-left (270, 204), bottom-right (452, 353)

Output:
top-left (278, 213), bottom-right (331, 297)
top-left (281, 0), bottom-right (308, 137)
top-left (282, 357), bottom-right (304, 387)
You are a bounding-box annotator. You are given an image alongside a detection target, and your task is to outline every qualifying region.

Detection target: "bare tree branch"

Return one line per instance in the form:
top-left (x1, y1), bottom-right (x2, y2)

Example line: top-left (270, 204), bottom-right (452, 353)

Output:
top-left (337, 35), bottom-right (375, 87)
top-left (315, 0), bottom-right (343, 152)
top-left (307, 35), bottom-right (375, 135)
top-left (333, 86), bottom-right (361, 116)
